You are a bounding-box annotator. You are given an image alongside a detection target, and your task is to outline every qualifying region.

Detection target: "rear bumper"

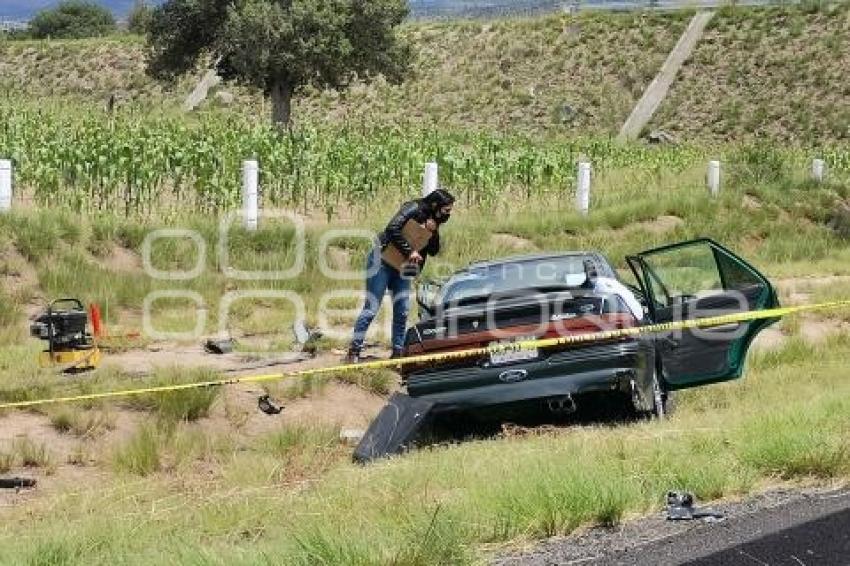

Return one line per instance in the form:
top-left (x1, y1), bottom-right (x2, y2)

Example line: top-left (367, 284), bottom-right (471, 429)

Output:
top-left (406, 341), bottom-right (646, 409)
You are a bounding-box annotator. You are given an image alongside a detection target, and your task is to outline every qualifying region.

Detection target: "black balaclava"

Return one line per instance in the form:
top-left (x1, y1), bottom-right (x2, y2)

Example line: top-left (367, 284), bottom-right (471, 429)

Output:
top-left (423, 188), bottom-right (456, 224)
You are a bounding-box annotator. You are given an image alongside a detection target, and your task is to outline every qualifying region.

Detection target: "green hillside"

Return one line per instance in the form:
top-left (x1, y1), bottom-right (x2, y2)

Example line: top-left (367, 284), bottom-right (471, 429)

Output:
top-left (3, 4), bottom-right (847, 142)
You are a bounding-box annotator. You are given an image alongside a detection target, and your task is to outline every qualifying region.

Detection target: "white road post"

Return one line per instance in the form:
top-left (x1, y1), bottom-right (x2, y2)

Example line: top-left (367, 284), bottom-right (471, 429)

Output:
top-left (0, 160), bottom-right (11, 213)
top-left (812, 158), bottom-right (826, 183)
top-left (422, 162), bottom-right (438, 197)
top-left (707, 160), bottom-right (721, 197)
top-left (242, 160), bottom-right (259, 231)
top-left (576, 161), bottom-right (591, 216)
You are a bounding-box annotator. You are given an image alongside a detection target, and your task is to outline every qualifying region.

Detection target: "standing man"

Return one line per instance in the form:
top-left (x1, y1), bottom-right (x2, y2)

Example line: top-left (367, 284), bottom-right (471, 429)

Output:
top-left (347, 188), bottom-right (455, 363)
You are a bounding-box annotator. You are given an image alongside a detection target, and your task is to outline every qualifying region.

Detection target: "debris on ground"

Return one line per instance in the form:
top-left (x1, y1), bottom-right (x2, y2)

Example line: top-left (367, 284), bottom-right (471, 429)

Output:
top-left (0, 478), bottom-right (37, 490)
top-left (257, 394), bottom-right (284, 415)
top-left (645, 129), bottom-right (678, 144)
top-left (293, 320), bottom-right (323, 355)
top-left (339, 429), bottom-right (365, 446)
top-left (666, 491), bottom-right (726, 522)
top-left (204, 338), bottom-right (235, 355)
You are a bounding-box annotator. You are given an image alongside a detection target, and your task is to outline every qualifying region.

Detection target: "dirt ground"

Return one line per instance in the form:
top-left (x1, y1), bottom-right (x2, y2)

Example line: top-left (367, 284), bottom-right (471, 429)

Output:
top-left (0, 341), bottom-right (391, 511)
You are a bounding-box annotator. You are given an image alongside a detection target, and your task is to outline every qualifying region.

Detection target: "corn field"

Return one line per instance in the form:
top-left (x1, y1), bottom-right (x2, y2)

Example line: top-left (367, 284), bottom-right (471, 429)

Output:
top-left (0, 101), bottom-right (709, 216)
top-left (1, 101), bottom-right (847, 217)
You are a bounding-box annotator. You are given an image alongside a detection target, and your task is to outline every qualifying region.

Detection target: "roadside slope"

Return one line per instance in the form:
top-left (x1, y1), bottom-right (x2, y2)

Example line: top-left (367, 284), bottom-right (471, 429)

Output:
top-left (651, 3), bottom-right (850, 143)
top-left (3, 5), bottom-right (850, 140)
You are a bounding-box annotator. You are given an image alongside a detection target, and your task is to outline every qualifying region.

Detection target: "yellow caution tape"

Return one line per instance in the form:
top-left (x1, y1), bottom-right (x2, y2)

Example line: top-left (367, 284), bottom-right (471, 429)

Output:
top-left (1, 299), bottom-right (848, 410)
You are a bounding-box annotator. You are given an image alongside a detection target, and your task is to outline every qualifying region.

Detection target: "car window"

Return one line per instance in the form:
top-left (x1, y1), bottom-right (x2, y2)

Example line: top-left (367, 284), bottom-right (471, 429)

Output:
top-left (641, 245), bottom-right (723, 308)
top-left (440, 255), bottom-right (590, 304)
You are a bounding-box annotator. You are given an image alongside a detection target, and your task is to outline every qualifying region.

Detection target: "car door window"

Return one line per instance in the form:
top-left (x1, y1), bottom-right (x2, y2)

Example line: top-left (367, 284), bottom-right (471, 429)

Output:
top-left (641, 244), bottom-right (723, 309)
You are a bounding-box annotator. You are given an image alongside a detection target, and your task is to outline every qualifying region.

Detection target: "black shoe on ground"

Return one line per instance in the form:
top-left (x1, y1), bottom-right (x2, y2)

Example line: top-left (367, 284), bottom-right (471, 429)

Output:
top-left (344, 348), bottom-right (361, 364)
top-left (390, 348), bottom-right (405, 359)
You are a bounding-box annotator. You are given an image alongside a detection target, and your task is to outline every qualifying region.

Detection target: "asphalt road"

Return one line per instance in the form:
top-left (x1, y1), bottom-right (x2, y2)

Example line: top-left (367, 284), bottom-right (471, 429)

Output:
top-left (495, 487), bottom-right (850, 566)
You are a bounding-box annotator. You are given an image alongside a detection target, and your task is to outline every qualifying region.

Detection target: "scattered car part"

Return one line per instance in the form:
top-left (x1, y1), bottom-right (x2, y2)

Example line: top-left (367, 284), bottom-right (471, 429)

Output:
top-left (339, 429), bottom-right (366, 446)
top-left (0, 477), bottom-right (36, 489)
top-left (354, 393), bottom-right (435, 464)
top-left (30, 298), bottom-right (101, 372)
top-left (204, 338), bottom-right (234, 355)
top-left (666, 491), bottom-right (725, 521)
top-left (292, 320), bottom-right (323, 356)
top-left (257, 394), bottom-right (283, 415)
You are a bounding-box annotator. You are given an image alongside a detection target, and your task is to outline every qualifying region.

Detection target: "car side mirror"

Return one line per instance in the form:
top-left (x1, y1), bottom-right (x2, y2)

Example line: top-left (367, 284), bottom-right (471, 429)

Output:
top-left (416, 280), bottom-right (441, 317)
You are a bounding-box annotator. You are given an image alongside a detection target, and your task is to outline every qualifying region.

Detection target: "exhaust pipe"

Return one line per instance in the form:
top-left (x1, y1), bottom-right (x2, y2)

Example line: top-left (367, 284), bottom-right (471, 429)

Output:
top-left (547, 394), bottom-right (576, 415)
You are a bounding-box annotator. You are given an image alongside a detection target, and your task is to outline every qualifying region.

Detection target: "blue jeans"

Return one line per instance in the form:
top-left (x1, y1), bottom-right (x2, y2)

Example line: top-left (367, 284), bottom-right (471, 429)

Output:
top-left (350, 246), bottom-right (411, 353)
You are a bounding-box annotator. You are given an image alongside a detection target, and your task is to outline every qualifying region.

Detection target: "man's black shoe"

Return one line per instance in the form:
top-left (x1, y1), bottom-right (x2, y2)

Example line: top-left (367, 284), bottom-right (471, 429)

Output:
top-left (344, 348), bottom-right (361, 364)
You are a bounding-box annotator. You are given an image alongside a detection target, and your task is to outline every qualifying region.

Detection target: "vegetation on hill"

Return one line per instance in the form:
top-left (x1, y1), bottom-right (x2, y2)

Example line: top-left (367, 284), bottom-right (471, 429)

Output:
top-left (652, 3), bottom-right (850, 143)
top-left (146, 0), bottom-right (412, 129)
top-left (2, 4), bottom-right (849, 141)
top-left (126, 0), bottom-right (153, 36)
top-left (0, 10), bottom-right (689, 135)
top-left (28, 1), bottom-right (117, 40)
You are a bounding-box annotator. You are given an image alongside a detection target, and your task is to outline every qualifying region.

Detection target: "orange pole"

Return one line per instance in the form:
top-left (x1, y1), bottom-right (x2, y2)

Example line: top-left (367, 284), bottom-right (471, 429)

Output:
top-left (89, 303), bottom-right (103, 339)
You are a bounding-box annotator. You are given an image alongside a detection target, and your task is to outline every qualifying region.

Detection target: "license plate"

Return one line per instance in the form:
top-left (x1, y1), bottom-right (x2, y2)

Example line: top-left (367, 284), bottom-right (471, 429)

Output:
top-left (490, 337), bottom-right (539, 366)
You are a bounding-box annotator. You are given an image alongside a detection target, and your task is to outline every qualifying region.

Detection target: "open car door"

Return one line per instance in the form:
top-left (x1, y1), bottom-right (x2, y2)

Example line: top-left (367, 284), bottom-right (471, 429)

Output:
top-left (627, 238), bottom-right (779, 391)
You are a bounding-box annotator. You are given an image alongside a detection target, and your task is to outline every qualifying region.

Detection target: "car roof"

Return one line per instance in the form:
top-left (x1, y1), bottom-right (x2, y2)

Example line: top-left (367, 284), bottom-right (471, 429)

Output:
top-left (465, 251), bottom-right (599, 270)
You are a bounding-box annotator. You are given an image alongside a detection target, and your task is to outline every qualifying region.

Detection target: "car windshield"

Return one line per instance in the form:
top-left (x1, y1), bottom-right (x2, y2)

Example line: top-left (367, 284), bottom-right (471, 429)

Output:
top-left (439, 255), bottom-right (592, 305)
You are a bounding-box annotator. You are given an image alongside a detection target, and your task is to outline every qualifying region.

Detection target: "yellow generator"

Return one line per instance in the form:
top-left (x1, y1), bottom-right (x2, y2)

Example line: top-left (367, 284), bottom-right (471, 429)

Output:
top-left (30, 299), bottom-right (101, 372)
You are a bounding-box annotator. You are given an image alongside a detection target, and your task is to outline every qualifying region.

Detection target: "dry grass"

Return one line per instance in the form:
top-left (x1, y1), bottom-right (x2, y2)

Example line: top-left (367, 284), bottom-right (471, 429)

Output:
top-left (5, 10), bottom-right (684, 136)
top-left (48, 408), bottom-right (116, 438)
top-left (653, 3), bottom-right (850, 142)
top-left (3, 5), bottom-right (848, 141)
top-left (11, 437), bottom-right (55, 473)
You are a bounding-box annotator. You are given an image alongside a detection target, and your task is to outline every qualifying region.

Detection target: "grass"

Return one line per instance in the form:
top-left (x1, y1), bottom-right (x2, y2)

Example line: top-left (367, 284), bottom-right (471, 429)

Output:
top-left (48, 408), bottom-right (116, 438)
top-left (12, 437), bottom-right (54, 472)
top-left (0, 149), bottom-right (845, 348)
top-left (331, 368), bottom-right (396, 396)
top-left (653, 3), bottom-right (850, 143)
top-left (0, 113), bottom-right (847, 563)
top-left (0, 451), bottom-right (13, 473)
top-left (0, 335), bottom-right (848, 563)
top-left (0, 11), bottom-right (689, 137)
top-left (112, 424), bottom-right (160, 476)
top-left (123, 368), bottom-right (223, 424)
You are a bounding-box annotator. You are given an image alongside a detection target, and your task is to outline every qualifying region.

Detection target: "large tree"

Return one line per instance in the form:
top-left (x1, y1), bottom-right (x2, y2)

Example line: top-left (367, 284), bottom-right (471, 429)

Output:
top-left (146, 0), bottom-right (412, 128)
top-left (29, 1), bottom-right (116, 40)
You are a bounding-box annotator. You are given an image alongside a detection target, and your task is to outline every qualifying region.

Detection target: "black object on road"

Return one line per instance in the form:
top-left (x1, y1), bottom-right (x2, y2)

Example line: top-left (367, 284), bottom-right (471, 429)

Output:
top-left (667, 491), bottom-right (725, 522)
top-left (353, 393), bottom-right (435, 464)
top-left (0, 477), bottom-right (37, 489)
top-left (257, 394), bottom-right (283, 415)
top-left (204, 338), bottom-right (234, 355)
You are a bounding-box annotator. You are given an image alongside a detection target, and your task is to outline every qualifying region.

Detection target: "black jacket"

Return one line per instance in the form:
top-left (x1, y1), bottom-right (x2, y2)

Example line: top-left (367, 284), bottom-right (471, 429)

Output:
top-left (378, 199), bottom-right (441, 261)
